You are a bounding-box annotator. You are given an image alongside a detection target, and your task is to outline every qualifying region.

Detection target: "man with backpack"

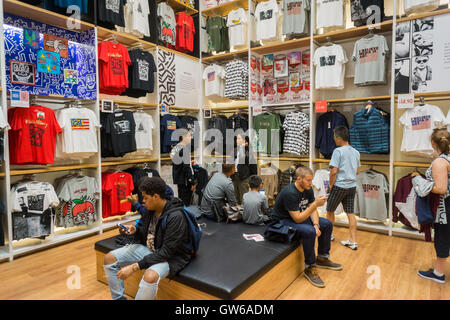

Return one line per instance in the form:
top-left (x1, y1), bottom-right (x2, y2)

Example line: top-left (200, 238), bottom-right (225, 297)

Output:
top-left (103, 177), bottom-right (197, 300)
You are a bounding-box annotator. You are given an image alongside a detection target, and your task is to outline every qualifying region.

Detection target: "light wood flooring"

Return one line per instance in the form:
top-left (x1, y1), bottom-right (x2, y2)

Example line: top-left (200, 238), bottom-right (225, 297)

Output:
top-left (0, 226), bottom-right (448, 300)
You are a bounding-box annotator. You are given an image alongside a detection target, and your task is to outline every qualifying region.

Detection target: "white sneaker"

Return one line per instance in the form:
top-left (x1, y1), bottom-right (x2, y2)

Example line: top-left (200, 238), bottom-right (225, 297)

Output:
top-left (341, 240), bottom-right (358, 250)
top-left (331, 234), bottom-right (335, 241)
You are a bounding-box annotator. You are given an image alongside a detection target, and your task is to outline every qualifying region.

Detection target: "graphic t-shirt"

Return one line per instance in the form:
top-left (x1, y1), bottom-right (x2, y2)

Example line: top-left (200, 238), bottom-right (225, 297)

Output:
top-left (146, 215), bottom-right (158, 251)
top-left (124, 0), bottom-right (150, 37)
top-left (313, 44), bottom-right (347, 89)
top-left (227, 8), bottom-right (247, 47)
top-left (316, 0), bottom-right (344, 29)
top-left (160, 114), bottom-right (183, 153)
top-left (98, 42), bottom-right (131, 95)
top-left (158, 2), bottom-right (177, 46)
top-left (399, 104), bottom-right (446, 157)
top-left (224, 60), bottom-right (249, 99)
top-left (0, 110), bottom-right (9, 161)
top-left (352, 35), bottom-right (389, 85)
top-left (206, 16), bottom-right (229, 52)
top-left (202, 64), bottom-right (225, 97)
top-left (273, 183), bottom-right (315, 220)
top-left (176, 12), bottom-right (195, 52)
top-left (253, 112), bottom-right (282, 154)
top-left (312, 169), bottom-right (344, 213)
top-left (9, 105), bottom-right (62, 165)
top-left (98, 0), bottom-right (126, 27)
top-left (255, 0), bottom-right (279, 41)
top-left (127, 49), bottom-right (157, 94)
top-left (133, 112), bottom-right (155, 151)
top-left (103, 172), bottom-right (134, 217)
top-left (104, 110), bottom-right (137, 157)
top-left (283, 0), bottom-right (310, 36)
top-left (355, 170), bottom-right (389, 221)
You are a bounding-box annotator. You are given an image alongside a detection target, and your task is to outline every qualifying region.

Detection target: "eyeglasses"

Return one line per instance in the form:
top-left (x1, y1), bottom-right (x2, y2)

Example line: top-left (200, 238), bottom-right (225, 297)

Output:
top-left (417, 59), bottom-right (428, 63)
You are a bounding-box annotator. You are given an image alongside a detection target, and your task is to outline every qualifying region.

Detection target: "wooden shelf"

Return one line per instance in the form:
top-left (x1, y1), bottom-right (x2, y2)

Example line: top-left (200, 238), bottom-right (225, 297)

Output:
top-left (101, 158), bottom-right (158, 167)
top-left (202, 0), bottom-right (249, 17)
top-left (10, 163), bottom-right (98, 176)
top-left (251, 37), bottom-right (310, 55)
top-left (397, 8), bottom-right (450, 23)
top-left (109, 100), bottom-right (157, 108)
top-left (393, 161), bottom-right (430, 168)
top-left (97, 27), bottom-right (156, 50)
top-left (4, 0), bottom-right (95, 32)
top-left (160, 0), bottom-right (198, 15)
top-left (315, 95), bottom-right (391, 104)
top-left (158, 46), bottom-right (199, 61)
top-left (258, 156), bottom-right (309, 162)
top-left (211, 105), bottom-right (248, 111)
top-left (168, 105), bottom-right (200, 111)
top-left (314, 20), bottom-right (393, 44)
top-left (313, 158), bottom-right (390, 166)
top-left (202, 48), bottom-right (248, 63)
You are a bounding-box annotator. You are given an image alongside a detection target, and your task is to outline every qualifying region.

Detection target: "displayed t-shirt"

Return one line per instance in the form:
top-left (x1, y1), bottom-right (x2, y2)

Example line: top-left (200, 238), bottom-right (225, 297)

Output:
top-left (316, 0), bottom-right (344, 29)
top-left (312, 169), bottom-right (344, 214)
top-left (399, 104), bottom-right (446, 157)
top-left (313, 44), bottom-right (347, 89)
top-left (176, 12), bottom-right (195, 53)
top-left (102, 171), bottom-right (134, 217)
top-left (0, 111), bottom-right (9, 161)
top-left (352, 35), bottom-right (389, 85)
top-left (133, 112), bottom-right (155, 151)
top-left (283, 0), bottom-right (310, 36)
top-left (203, 64), bottom-right (225, 97)
top-left (123, 49), bottom-right (157, 98)
top-left (46, 0), bottom-right (89, 14)
top-left (158, 2), bottom-right (177, 46)
top-left (98, 42), bottom-right (131, 95)
top-left (255, 0), bottom-right (279, 41)
top-left (282, 111), bottom-right (310, 156)
top-left (355, 170), bottom-right (389, 221)
top-left (9, 105), bottom-right (62, 165)
top-left (253, 112), bottom-right (282, 154)
top-left (206, 16), bottom-right (229, 52)
top-left (160, 114), bottom-right (182, 153)
top-left (227, 8), bottom-right (247, 47)
top-left (404, 0), bottom-right (439, 15)
top-left (98, 0), bottom-right (126, 27)
top-left (56, 176), bottom-right (99, 228)
top-left (200, 15), bottom-right (209, 53)
top-left (123, 0), bottom-right (150, 38)
top-left (273, 183), bottom-right (315, 220)
top-left (224, 60), bottom-right (249, 99)
top-left (101, 110), bottom-right (137, 157)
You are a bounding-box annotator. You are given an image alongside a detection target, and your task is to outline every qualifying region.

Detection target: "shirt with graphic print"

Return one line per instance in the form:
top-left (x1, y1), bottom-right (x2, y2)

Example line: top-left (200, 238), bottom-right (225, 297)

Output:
top-left (103, 110), bottom-right (137, 157)
top-left (102, 172), bottom-right (134, 217)
top-left (98, 41), bottom-right (132, 95)
top-left (158, 2), bottom-right (177, 46)
top-left (98, 0), bottom-right (126, 27)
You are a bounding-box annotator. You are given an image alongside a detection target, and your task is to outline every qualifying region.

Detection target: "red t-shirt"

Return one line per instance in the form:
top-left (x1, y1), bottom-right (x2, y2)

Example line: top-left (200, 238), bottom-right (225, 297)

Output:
top-left (103, 172), bottom-right (134, 217)
top-left (9, 105), bottom-right (62, 164)
top-left (176, 12), bottom-right (195, 53)
top-left (98, 42), bottom-right (131, 95)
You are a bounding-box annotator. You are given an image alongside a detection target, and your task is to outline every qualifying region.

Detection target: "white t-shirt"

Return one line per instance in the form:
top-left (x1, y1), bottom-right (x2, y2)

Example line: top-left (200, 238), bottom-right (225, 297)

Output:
top-left (11, 181), bottom-right (59, 214)
top-left (312, 169), bottom-right (343, 214)
top-left (124, 0), bottom-right (150, 37)
top-left (255, 0), bottom-right (279, 41)
top-left (202, 64), bottom-right (225, 97)
top-left (133, 112), bottom-right (155, 151)
top-left (399, 104), bottom-right (446, 157)
top-left (316, 0), bottom-right (344, 29)
top-left (313, 44), bottom-right (347, 89)
top-left (56, 107), bottom-right (101, 154)
top-left (227, 8), bottom-right (247, 47)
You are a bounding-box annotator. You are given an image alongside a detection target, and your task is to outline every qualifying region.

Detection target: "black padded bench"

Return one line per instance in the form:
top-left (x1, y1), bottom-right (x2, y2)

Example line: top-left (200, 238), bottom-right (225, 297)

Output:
top-left (95, 218), bottom-right (304, 300)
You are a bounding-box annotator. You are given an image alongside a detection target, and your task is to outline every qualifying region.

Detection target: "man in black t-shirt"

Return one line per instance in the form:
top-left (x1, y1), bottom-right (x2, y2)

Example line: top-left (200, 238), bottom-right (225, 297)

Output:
top-left (273, 167), bottom-right (342, 288)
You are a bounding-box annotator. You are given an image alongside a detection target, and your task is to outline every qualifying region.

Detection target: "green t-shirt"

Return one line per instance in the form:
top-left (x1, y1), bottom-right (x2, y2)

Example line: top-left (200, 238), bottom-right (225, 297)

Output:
top-left (253, 113), bottom-right (282, 154)
top-left (206, 17), bottom-right (229, 52)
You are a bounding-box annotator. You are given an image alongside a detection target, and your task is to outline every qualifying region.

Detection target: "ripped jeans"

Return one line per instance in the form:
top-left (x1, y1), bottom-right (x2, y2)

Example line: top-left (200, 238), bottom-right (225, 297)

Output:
top-left (103, 244), bottom-right (170, 300)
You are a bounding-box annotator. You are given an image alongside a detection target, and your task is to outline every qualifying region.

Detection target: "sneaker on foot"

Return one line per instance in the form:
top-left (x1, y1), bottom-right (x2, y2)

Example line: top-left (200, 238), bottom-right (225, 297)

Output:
top-left (316, 257), bottom-right (343, 271)
top-left (341, 240), bottom-right (358, 250)
top-left (418, 269), bottom-right (445, 284)
top-left (303, 267), bottom-right (325, 288)
top-left (331, 234), bottom-right (335, 241)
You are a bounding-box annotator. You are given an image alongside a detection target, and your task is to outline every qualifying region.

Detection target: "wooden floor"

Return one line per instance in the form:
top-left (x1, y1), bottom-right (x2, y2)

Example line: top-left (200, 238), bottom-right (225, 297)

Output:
top-left (0, 226), bottom-right (448, 300)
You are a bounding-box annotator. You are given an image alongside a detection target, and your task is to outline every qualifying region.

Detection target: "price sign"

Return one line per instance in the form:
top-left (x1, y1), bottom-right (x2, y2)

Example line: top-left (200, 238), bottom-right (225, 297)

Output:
top-left (10, 90), bottom-right (29, 108)
top-left (398, 93), bottom-right (414, 109)
top-left (315, 100), bottom-right (327, 113)
top-left (253, 105), bottom-right (263, 115)
top-left (161, 105), bottom-right (169, 115)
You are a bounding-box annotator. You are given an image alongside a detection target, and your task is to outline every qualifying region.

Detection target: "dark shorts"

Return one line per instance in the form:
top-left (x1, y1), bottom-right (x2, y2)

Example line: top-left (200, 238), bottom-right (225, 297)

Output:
top-left (326, 185), bottom-right (356, 213)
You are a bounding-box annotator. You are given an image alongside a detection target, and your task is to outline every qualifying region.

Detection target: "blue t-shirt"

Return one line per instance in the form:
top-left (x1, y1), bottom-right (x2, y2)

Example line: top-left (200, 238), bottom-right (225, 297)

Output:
top-left (273, 183), bottom-right (315, 221)
top-left (329, 145), bottom-right (360, 188)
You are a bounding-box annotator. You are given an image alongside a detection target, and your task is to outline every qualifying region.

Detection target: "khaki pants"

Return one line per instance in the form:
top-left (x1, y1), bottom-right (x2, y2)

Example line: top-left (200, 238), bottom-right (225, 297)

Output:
top-left (232, 174), bottom-right (249, 205)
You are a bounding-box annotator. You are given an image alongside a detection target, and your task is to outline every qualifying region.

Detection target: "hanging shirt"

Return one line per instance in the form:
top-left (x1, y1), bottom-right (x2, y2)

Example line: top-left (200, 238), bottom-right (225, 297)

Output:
top-left (355, 170), bottom-right (389, 221)
top-left (49, 0), bottom-right (89, 14)
top-left (98, 0), bottom-right (126, 27)
top-left (224, 60), bottom-right (249, 99)
top-left (124, 0), bottom-right (150, 38)
top-left (312, 169), bottom-right (344, 214)
top-left (313, 44), bottom-right (347, 89)
top-left (283, 0), bottom-right (310, 36)
top-left (315, 111), bottom-right (349, 159)
top-left (160, 114), bottom-right (183, 153)
top-left (98, 42), bottom-right (131, 95)
top-left (9, 105), bottom-right (62, 165)
top-left (102, 172), bottom-right (134, 217)
top-left (255, 0), bottom-right (279, 41)
top-left (200, 15), bottom-right (209, 53)
top-left (102, 110), bottom-right (137, 157)
top-left (176, 12), bottom-right (195, 52)
top-left (350, 0), bottom-right (384, 27)
top-left (399, 104), bottom-right (446, 158)
top-left (316, 0), bottom-right (344, 29)
top-left (203, 64), bottom-right (225, 97)
top-left (158, 2), bottom-right (177, 46)
top-left (125, 49), bottom-right (157, 97)
top-left (352, 35), bottom-right (389, 85)
top-left (253, 113), bottom-right (282, 154)
top-left (0, 111), bottom-right (9, 161)
top-left (133, 112), bottom-right (155, 151)
top-left (282, 111), bottom-right (310, 156)
top-left (227, 8), bottom-right (247, 47)
top-left (206, 16), bottom-right (229, 52)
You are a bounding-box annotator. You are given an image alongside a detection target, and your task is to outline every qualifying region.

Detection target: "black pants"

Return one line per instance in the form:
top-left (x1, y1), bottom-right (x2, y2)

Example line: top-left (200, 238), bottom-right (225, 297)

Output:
top-left (177, 184), bottom-right (193, 206)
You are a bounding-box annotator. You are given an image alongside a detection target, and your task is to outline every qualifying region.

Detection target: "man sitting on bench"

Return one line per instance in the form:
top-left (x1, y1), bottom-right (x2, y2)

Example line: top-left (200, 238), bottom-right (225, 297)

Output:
top-left (200, 163), bottom-right (237, 221)
top-left (103, 177), bottom-right (191, 300)
top-left (272, 167), bottom-right (342, 288)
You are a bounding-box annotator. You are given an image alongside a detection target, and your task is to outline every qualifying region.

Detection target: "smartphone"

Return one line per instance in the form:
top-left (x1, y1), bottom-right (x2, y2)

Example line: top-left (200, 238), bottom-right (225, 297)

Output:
top-left (118, 223), bottom-right (130, 233)
top-left (260, 189), bottom-right (266, 196)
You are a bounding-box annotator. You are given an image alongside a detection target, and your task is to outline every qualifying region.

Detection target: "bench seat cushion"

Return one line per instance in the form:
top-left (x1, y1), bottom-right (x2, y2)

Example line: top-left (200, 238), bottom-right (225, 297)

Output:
top-left (95, 218), bottom-right (300, 299)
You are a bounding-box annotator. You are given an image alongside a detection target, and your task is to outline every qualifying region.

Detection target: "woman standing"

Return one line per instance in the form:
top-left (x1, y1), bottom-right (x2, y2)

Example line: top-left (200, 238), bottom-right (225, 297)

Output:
top-left (233, 134), bottom-right (257, 204)
top-left (415, 128), bottom-right (450, 284)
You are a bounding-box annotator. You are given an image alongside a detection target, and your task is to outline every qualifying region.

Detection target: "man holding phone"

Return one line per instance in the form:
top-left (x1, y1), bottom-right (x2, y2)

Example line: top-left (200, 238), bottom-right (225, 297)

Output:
top-left (272, 167), bottom-right (342, 288)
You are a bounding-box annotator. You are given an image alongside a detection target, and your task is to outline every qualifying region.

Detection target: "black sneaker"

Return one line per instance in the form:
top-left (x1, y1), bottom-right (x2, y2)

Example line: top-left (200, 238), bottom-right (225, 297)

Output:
top-left (316, 257), bottom-right (343, 271)
top-left (303, 267), bottom-right (325, 288)
top-left (418, 269), bottom-right (446, 284)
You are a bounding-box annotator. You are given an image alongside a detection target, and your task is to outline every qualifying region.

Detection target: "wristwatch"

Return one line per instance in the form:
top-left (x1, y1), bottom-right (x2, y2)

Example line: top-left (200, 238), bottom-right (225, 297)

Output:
top-left (132, 263), bottom-right (140, 272)
top-left (314, 224), bottom-right (320, 227)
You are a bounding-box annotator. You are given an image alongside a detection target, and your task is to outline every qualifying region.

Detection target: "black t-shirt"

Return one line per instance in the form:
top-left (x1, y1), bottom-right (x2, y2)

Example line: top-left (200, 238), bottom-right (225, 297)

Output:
top-left (104, 110), bottom-right (137, 157)
top-left (98, 0), bottom-right (126, 27)
top-left (273, 183), bottom-right (315, 220)
top-left (125, 49), bottom-right (157, 94)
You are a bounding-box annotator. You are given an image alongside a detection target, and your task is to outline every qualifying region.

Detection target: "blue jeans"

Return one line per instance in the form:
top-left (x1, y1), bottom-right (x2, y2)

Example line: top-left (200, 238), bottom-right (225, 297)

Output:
top-left (103, 244), bottom-right (170, 300)
top-left (280, 217), bottom-right (332, 268)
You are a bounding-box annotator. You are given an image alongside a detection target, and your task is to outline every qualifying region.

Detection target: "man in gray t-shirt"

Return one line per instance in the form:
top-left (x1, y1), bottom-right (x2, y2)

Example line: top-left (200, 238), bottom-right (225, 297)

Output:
top-left (243, 175), bottom-right (271, 225)
top-left (283, 0), bottom-right (310, 37)
top-left (200, 164), bottom-right (237, 220)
